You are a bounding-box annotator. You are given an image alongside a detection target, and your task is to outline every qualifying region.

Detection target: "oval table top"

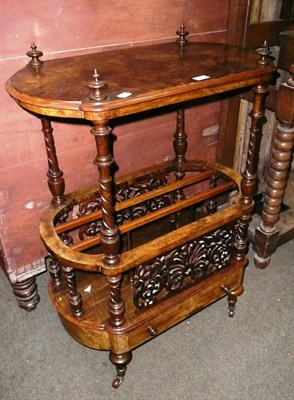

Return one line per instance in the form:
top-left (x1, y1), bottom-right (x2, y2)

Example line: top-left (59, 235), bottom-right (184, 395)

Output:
top-left (6, 41), bottom-right (275, 120)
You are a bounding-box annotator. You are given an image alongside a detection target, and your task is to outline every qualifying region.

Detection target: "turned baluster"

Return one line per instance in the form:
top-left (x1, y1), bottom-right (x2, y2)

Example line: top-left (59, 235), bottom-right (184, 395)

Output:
top-left (27, 45), bottom-right (64, 205)
top-left (92, 116), bottom-right (129, 386)
top-left (234, 42), bottom-right (272, 261)
top-left (106, 274), bottom-right (125, 327)
top-left (234, 83), bottom-right (268, 260)
top-left (91, 118), bottom-right (119, 266)
top-left (170, 108), bottom-right (188, 229)
top-left (46, 253), bottom-right (62, 288)
top-left (41, 118), bottom-right (65, 205)
top-left (88, 73), bottom-right (123, 319)
top-left (91, 118), bottom-right (125, 324)
top-left (87, 70), bottom-right (127, 387)
top-left (107, 273), bottom-right (129, 388)
top-left (59, 233), bottom-right (83, 316)
top-left (254, 66), bottom-right (294, 268)
top-left (61, 264), bottom-right (83, 317)
top-left (206, 173), bottom-right (219, 214)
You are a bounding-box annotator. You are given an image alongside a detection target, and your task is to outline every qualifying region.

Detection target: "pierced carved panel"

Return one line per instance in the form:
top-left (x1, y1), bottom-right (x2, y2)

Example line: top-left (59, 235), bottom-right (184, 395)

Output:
top-left (132, 225), bottom-right (235, 309)
top-left (116, 177), bottom-right (170, 224)
top-left (75, 177), bottom-right (170, 241)
top-left (77, 194), bottom-right (102, 216)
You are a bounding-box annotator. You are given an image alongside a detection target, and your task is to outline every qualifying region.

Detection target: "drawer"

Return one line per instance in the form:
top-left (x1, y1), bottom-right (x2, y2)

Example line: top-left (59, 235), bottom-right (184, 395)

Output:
top-left (125, 258), bottom-right (247, 351)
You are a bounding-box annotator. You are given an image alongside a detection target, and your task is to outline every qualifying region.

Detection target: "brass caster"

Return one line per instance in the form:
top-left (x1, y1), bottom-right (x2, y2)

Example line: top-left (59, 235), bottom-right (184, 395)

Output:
top-left (109, 351), bottom-right (132, 389)
top-left (112, 374), bottom-right (124, 389)
top-left (228, 306), bottom-right (235, 318)
top-left (221, 285), bottom-right (236, 318)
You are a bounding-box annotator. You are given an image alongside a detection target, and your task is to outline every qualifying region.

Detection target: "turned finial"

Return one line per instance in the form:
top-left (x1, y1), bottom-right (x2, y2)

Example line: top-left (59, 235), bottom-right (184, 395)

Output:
top-left (26, 42), bottom-right (43, 68)
top-left (88, 69), bottom-right (107, 102)
top-left (176, 23), bottom-right (189, 45)
top-left (256, 40), bottom-right (271, 66)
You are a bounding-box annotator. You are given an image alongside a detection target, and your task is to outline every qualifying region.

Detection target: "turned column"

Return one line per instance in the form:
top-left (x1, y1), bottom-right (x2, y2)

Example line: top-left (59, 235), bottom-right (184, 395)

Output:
top-left (234, 43), bottom-right (271, 261)
top-left (91, 116), bottom-right (129, 387)
top-left (41, 118), bottom-right (65, 205)
top-left (91, 118), bottom-right (120, 267)
top-left (234, 83), bottom-right (268, 260)
top-left (91, 116), bottom-right (125, 323)
top-left (206, 173), bottom-right (219, 215)
top-left (87, 69), bottom-right (129, 387)
top-left (170, 108), bottom-right (188, 229)
top-left (254, 66), bottom-right (294, 268)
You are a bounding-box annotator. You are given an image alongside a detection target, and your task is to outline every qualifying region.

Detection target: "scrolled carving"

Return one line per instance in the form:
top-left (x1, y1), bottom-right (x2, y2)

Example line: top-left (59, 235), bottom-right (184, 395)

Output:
top-left (116, 177), bottom-right (170, 224)
top-left (77, 194), bottom-right (102, 216)
top-left (79, 220), bottom-right (103, 240)
top-left (133, 225), bottom-right (235, 309)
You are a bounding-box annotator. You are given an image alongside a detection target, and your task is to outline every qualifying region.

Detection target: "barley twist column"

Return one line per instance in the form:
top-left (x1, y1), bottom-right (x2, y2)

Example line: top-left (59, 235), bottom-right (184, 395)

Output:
top-left (234, 83), bottom-right (268, 260)
top-left (41, 118), bottom-right (65, 205)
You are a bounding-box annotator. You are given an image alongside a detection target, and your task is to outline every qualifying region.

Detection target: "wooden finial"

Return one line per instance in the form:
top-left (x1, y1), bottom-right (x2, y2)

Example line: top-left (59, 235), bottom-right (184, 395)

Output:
top-left (88, 69), bottom-right (107, 102)
top-left (26, 42), bottom-right (43, 68)
top-left (176, 23), bottom-right (189, 45)
top-left (256, 40), bottom-right (271, 66)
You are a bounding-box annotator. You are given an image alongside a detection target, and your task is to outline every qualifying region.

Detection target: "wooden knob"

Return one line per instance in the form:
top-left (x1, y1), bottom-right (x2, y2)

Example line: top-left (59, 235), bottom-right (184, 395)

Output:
top-left (147, 326), bottom-right (158, 337)
top-left (221, 285), bottom-right (231, 294)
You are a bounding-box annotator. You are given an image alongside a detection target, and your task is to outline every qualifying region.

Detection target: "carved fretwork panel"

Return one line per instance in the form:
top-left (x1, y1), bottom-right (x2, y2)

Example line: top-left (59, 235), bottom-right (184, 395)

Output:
top-left (55, 176), bottom-right (170, 243)
top-left (132, 225), bottom-right (235, 309)
top-left (78, 194), bottom-right (102, 216)
top-left (116, 177), bottom-right (170, 225)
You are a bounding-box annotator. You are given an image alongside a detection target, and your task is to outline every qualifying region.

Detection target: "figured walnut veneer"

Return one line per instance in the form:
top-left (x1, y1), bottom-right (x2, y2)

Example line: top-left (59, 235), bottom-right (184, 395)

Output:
top-left (6, 30), bottom-right (276, 388)
top-left (6, 42), bottom-right (274, 119)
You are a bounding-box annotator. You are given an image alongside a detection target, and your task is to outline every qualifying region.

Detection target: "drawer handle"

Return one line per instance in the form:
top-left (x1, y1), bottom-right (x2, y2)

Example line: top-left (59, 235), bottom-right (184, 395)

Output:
top-left (147, 326), bottom-right (158, 337)
top-left (221, 285), bottom-right (232, 294)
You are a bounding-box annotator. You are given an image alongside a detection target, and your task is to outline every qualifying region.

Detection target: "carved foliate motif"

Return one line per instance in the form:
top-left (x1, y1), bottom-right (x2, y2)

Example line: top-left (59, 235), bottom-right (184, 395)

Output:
top-left (76, 177), bottom-right (170, 240)
top-left (133, 225), bottom-right (235, 309)
top-left (116, 177), bottom-right (170, 224)
top-left (77, 194), bottom-right (103, 240)
top-left (77, 194), bottom-right (102, 216)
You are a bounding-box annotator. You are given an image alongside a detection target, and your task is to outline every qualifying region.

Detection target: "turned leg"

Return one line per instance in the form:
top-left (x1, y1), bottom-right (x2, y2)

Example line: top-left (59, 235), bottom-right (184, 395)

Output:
top-left (107, 274), bottom-right (129, 388)
top-left (254, 72), bottom-right (294, 268)
top-left (254, 121), bottom-right (294, 268)
top-left (234, 83), bottom-right (268, 261)
top-left (109, 351), bottom-right (133, 389)
top-left (91, 118), bottom-right (130, 385)
top-left (222, 285), bottom-right (244, 317)
top-left (11, 277), bottom-right (40, 311)
top-left (41, 118), bottom-right (65, 205)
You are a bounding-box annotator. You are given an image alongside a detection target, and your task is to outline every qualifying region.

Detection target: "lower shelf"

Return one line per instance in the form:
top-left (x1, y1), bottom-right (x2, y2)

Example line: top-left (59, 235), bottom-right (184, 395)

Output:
top-left (49, 257), bottom-right (247, 354)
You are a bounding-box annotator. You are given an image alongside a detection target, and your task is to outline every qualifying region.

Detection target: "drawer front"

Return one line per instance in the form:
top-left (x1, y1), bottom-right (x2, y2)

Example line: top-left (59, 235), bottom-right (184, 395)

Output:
top-left (127, 260), bottom-right (246, 350)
